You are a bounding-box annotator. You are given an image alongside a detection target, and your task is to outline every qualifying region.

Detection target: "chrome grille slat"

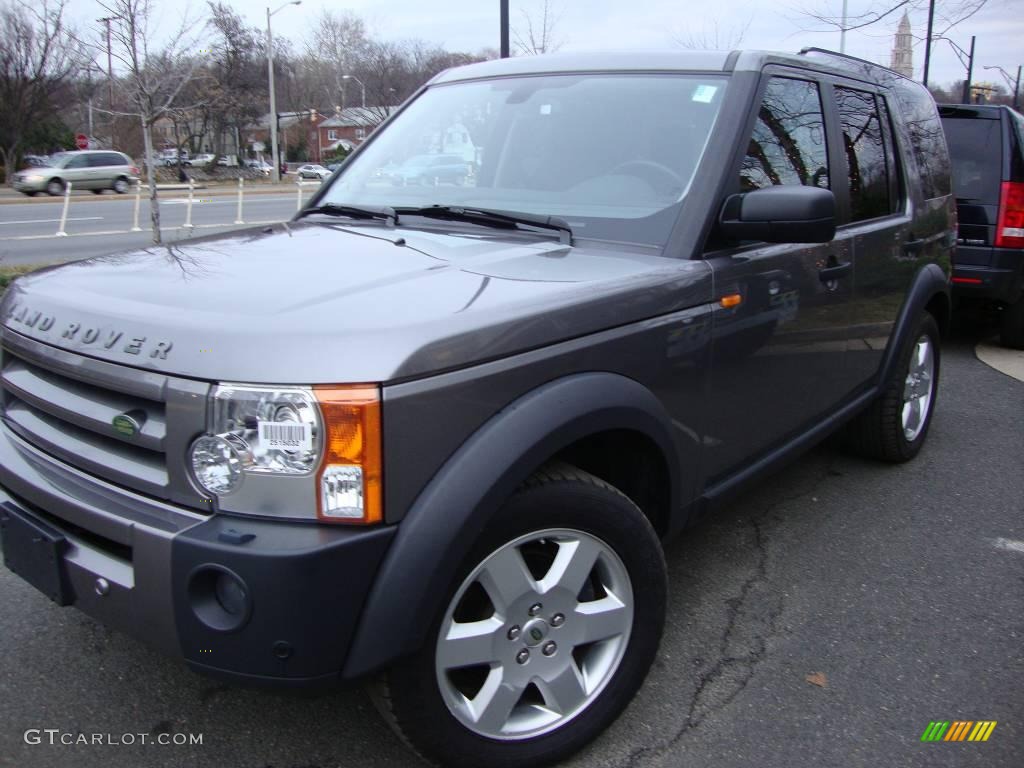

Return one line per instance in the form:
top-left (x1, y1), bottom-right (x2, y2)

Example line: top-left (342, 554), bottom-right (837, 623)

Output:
top-left (1, 329), bottom-right (167, 401)
top-left (1, 359), bottom-right (166, 452)
top-left (0, 330), bottom-right (211, 510)
top-left (4, 399), bottom-right (168, 497)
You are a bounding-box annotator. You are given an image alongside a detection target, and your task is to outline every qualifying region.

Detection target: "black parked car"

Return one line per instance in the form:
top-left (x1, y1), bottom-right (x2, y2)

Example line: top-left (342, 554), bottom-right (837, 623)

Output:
top-left (939, 104), bottom-right (1024, 347)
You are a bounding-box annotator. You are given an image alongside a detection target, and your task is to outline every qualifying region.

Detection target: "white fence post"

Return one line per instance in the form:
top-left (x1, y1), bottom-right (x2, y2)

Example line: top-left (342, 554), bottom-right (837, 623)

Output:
top-left (296, 180), bottom-right (303, 212)
top-left (234, 176), bottom-right (245, 225)
top-left (55, 181), bottom-right (72, 236)
top-left (131, 181), bottom-right (142, 231)
top-left (183, 178), bottom-right (195, 229)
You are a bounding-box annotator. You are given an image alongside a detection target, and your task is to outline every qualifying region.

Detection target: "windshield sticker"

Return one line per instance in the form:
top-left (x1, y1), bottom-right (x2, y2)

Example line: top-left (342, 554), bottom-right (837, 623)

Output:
top-left (692, 85), bottom-right (718, 103)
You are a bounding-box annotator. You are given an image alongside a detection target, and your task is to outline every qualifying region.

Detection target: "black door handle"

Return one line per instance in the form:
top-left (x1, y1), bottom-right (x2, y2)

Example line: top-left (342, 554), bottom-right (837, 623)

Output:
top-left (818, 261), bottom-right (852, 283)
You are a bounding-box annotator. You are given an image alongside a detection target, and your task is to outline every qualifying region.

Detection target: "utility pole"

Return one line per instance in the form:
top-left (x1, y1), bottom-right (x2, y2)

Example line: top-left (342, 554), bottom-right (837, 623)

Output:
top-left (98, 16), bottom-right (115, 147)
top-left (961, 35), bottom-right (976, 104)
top-left (839, 0), bottom-right (848, 54)
top-left (500, 0), bottom-right (510, 58)
top-left (922, 0), bottom-right (935, 86)
top-left (266, 2), bottom-right (301, 183)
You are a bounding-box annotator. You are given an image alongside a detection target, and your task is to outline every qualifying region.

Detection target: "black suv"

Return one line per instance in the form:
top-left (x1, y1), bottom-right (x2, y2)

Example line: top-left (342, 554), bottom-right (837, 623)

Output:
top-left (0, 49), bottom-right (953, 767)
top-left (939, 104), bottom-right (1024, 347)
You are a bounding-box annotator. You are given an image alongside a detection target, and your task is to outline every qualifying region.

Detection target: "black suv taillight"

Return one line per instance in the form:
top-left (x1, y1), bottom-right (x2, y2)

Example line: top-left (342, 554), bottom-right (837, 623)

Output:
top-left (995, 181), bottom-right (1024, 248)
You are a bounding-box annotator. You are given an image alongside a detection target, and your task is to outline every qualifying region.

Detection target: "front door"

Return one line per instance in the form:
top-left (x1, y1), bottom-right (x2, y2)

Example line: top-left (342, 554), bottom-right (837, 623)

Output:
top-left (702, 73), bottom-right (855, 481)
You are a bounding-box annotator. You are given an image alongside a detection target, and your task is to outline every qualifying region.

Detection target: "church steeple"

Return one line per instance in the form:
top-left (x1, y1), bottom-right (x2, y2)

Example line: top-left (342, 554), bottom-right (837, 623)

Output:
top-left (890, 11), bottom-right (914, 78)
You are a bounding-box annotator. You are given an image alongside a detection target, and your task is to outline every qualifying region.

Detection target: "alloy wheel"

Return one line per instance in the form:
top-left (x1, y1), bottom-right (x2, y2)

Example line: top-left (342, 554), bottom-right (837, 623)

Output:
top-left (902, 333), bottom-right (934, 441)
top-left (435, 528), bottom-right (633, 741)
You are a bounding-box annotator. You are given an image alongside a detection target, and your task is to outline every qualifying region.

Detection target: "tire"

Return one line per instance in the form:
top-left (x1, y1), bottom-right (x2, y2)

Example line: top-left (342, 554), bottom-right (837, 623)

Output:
top-left (45, 178), bottom-right (64, 197)
top-left (999, 296), bottom-right (1024, 350)
top-left (844, 312), bottom-right (941, 462)
top-left (372, 464), bottom-right (667, 768)
top-left (112, 177), bottom-right (129, 194)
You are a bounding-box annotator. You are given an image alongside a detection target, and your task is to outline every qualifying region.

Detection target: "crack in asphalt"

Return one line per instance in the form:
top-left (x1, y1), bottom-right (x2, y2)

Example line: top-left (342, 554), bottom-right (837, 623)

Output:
top-left (622, 461), bottom-right (837, 768)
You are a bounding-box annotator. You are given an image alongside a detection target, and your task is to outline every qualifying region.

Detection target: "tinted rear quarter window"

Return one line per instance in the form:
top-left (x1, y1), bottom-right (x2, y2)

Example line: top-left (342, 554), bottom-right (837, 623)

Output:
top-left (891, 79), bottom-right (951, 199)
top-left (941, 115), bottom-right (1002, 201)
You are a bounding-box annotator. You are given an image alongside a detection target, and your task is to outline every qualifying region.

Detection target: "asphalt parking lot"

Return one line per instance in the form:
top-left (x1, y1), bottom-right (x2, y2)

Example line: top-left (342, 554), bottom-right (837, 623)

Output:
top-left (0, 325), bottom-right (1021, 768)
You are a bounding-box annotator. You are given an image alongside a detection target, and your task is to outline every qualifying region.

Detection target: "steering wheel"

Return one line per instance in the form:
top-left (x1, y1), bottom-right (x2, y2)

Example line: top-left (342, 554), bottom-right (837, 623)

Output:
top-left (608, 160), bottom-right (685, 197)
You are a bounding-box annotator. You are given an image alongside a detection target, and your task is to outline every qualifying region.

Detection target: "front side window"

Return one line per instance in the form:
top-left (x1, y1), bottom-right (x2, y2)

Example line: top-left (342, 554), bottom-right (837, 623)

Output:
top-left (740, 77), bottom-right (829, 191)
top-left (834, 86), bottom-right (891, 221)
top-left (321, 74), bottom-right (728, 245)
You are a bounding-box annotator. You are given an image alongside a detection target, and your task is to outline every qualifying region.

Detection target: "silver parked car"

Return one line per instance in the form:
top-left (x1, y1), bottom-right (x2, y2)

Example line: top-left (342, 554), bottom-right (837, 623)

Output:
top-left (11, 150), bottom-right (139, 196)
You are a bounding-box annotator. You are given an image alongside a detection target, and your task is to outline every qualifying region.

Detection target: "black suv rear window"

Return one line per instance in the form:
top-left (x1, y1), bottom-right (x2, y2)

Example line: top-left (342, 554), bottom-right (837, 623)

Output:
top-left (941, 117), bottom-right (1002, 202)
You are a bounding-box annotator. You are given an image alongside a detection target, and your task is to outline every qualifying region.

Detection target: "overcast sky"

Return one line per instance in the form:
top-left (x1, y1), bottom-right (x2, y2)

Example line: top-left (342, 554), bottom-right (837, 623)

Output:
top-left (77, 0), bottom-right (1023, 93)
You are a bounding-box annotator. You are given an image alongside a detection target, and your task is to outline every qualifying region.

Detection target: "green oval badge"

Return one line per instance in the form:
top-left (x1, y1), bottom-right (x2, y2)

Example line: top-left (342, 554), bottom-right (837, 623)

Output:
top-left (112, 413), bottom-right (140, 437)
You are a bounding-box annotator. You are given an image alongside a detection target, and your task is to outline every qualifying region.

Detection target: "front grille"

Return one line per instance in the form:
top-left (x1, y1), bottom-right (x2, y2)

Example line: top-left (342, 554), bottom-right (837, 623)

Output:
top-left (0, 330), bottom-right (210, 510)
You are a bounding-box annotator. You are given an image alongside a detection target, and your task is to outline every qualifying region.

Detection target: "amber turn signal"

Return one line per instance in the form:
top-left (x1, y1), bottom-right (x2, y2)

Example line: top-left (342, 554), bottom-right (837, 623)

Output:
top-left (719, 293), bottom-right (743, 309)
top-left (313, 385), bottom-right (383, 524)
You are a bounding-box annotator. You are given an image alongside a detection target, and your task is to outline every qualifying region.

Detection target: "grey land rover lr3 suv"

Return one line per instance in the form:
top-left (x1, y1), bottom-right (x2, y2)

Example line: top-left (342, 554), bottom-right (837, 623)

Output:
top-left (0, 50), bottom-right (952, 766)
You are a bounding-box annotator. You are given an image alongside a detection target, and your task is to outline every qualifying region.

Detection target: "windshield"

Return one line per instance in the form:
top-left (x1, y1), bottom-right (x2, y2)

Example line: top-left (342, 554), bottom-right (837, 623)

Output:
top-left (321, 74), bottom-right (728, 244)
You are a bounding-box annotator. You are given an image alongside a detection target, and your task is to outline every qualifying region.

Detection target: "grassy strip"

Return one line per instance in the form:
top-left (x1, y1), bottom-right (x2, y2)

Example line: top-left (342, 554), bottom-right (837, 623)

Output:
top-left (0, 264), bottom-right (46, 297)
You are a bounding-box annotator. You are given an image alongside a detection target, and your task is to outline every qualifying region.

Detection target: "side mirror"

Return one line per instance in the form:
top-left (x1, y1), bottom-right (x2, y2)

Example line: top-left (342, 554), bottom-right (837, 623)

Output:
top-left (719, 186), bottom-right (836, 243)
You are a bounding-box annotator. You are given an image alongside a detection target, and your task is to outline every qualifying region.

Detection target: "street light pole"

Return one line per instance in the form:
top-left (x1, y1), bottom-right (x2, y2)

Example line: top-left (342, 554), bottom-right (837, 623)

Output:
top-left (984, 64), bottom-right (1022, 109)
top-left (267, 1), bottom-right (301, 184)
top-left (341, 75), bottom-right (365, 109)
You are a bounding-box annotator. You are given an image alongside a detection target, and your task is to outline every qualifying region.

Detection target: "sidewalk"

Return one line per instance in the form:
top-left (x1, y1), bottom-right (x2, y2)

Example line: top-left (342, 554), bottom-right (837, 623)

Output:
top-left (0, 180), bottom-right (312, 204)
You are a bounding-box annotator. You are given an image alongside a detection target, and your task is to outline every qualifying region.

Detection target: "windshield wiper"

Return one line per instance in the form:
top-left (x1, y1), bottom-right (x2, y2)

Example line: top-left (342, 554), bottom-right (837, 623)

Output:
top-left (296, 203), bottom-right (397, 225)
top-left (394, 205), bottom-right (573, 245)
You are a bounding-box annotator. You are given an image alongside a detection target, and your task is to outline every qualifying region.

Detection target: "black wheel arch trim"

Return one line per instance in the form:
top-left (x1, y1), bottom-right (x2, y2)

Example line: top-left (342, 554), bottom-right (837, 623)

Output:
top-left (342, 371), bottom-right (681, 680)
top-left (877, 262), bottom-right (950, 387)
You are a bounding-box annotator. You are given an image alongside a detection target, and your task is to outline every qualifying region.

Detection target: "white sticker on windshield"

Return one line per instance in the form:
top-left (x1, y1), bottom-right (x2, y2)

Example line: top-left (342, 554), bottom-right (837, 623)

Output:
top-left (692, 85), bottom-right (717, 103)
top-left (258, 421), bottom-right (312, 451)
top-left (540, 104), bottom-right (552, 115)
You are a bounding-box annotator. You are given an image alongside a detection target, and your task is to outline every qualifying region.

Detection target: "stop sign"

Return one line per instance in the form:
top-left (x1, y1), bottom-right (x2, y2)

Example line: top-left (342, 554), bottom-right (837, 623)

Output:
top-left (75, 134), bottom-right (88, 150)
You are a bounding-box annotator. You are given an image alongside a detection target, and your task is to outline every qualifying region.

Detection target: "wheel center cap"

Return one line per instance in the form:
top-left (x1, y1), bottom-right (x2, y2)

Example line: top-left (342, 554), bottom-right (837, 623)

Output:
top-left (522, 618), bottom-right (550, 647)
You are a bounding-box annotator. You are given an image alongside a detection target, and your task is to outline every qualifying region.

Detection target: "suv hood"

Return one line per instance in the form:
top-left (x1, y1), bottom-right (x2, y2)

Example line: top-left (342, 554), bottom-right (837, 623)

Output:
top-left (1, 222), bottom-right (710, 383)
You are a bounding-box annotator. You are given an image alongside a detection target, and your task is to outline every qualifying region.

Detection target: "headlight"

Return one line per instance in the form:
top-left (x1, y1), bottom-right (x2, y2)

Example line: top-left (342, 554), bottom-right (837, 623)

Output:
top-left (188, 384), bottom-right (382, 524)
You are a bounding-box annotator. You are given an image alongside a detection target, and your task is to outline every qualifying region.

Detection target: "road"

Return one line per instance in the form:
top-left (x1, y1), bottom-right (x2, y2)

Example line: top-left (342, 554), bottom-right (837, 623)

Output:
top-left (0, 327), bottom-right (1021, 768)
top-left (0, 190), bottom-right (315, 265)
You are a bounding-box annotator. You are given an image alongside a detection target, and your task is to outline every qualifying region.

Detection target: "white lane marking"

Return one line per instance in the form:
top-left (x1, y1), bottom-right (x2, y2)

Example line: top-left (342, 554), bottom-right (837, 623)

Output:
top-left (993, 538), bottom-right (1024, 554)
top-left (0, 216), bottom-right (103, 225)
top-left (0, 221), bottom-right (282, 240)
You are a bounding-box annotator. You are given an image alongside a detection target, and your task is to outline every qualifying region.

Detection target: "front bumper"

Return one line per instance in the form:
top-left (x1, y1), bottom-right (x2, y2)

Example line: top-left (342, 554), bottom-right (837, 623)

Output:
top-left (0, 423), bottom-right (395, 688)
top-left (11, 177), bottom-right (47, 194)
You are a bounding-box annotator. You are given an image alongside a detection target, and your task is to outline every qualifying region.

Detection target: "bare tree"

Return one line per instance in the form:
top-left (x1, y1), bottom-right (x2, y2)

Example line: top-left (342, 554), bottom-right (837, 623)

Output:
top-left (95, 0), bottom-right (208, 243)
top-left (672, 18), bottom-right (751, 50)
top-left (512, 0), bottom-right (564, 55)
top-left (303, 10), bottom-right (369, 109)
top-left (0, 0), bottom-right (81, 181)
top-left (795, 0), bottom-right (989, 39)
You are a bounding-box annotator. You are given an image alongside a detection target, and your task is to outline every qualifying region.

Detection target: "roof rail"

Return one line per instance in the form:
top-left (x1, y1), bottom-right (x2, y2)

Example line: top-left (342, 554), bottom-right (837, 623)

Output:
top-left (797, 46), bottom-right (907, 79)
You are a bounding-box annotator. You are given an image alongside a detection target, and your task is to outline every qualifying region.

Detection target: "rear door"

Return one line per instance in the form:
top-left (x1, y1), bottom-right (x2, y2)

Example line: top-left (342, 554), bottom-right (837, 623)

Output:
top-left (703, 71), bottom-right (854, 480)
top-left (828, 82), bottom-right (913, 384)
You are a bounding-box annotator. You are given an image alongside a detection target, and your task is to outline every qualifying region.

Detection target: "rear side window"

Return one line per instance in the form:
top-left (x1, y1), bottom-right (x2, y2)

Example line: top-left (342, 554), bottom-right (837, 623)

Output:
top-left (941, 116), bottom-right (1002, 202)
top-left (834, 86), bottom-right (891, 220)
top-left (740, 77), bottom-right (829, 191)
top-left (891, 79), bottom-right (951, 199)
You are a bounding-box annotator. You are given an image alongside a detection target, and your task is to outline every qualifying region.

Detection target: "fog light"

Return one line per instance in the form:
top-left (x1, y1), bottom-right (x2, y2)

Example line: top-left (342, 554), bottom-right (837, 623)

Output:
top-left (190, 434), bottom-right (244, 494)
